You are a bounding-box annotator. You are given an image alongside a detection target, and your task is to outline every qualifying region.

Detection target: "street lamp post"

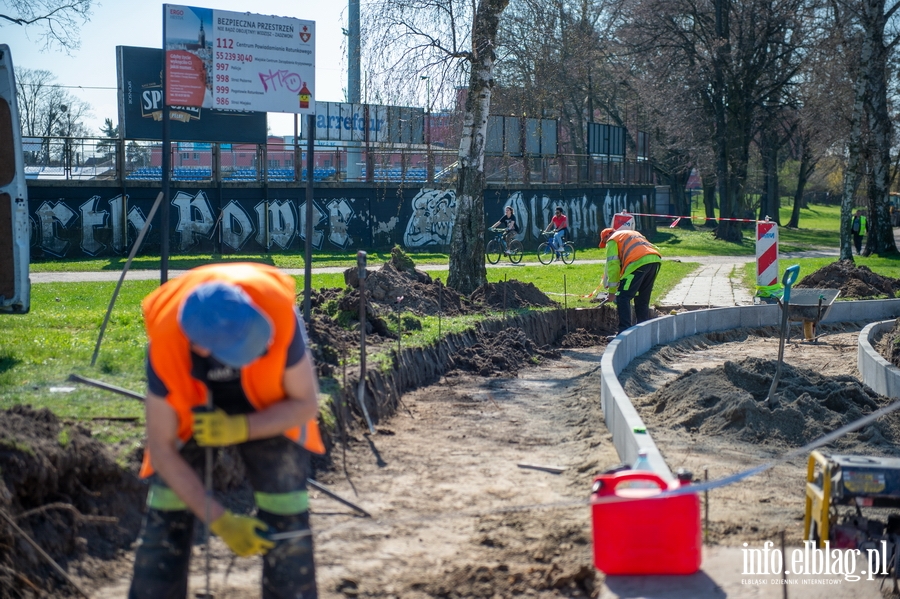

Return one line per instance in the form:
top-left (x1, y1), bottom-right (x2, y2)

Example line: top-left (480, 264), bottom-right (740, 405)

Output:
top-left (420, 75), bottom-right (433, 184)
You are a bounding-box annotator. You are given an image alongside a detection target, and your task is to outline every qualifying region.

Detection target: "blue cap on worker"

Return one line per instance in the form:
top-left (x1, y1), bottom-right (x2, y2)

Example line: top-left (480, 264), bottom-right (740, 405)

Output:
top-left (178, 282), bottom-right (273, 368)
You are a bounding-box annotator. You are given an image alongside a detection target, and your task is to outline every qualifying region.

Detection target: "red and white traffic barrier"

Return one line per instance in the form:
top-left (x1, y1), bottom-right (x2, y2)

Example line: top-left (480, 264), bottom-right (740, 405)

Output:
top-left (756, 220), bottom-right (778, 288)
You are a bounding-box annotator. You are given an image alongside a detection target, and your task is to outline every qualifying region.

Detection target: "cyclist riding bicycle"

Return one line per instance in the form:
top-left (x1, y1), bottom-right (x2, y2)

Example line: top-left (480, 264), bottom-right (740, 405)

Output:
top-left (491, 206), bottom-right (520, 253)
top-left (543, 207), bottom-right (568, 257)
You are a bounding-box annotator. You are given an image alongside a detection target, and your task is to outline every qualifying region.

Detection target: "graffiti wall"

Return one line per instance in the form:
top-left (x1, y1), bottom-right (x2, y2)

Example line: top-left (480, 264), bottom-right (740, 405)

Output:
top-left (25, 183), bottom-right (654, 258)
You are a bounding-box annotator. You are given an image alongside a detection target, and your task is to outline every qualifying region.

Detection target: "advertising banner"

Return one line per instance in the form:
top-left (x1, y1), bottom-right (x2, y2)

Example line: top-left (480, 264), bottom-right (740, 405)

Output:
top-left (163, 4), bottom-right (315, 114)
top-left (303, 102), bottom-right (424, 144)
top-left (116, 46), bottom-right (266, 143)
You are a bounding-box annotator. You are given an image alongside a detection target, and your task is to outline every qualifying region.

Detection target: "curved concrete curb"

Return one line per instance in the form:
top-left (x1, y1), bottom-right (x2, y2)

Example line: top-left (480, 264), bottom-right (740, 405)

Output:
top-left (859, 319), bottom-right (900, 398)
top-left (601, 298), bottom-right (900, 481)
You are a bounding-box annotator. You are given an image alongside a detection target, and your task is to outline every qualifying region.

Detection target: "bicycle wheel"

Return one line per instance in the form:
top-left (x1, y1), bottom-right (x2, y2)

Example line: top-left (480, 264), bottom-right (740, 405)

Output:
top-left (561, 242), bottom-right (576, 264)
top-left (508, 240), bottom-right (524, 264)
top-left (537, 242), bottom-right (554, 265)
top-left (486, 239), bottom-right (502, 264)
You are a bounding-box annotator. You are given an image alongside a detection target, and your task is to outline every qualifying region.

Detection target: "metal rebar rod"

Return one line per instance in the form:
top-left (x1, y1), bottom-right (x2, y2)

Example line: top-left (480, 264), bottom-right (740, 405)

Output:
top-left (357, 252), bottom-right (375, 433)
top-left (0, 508), bottom-right (90, 598)
top-left (91, 191), bottom-right (164, 367)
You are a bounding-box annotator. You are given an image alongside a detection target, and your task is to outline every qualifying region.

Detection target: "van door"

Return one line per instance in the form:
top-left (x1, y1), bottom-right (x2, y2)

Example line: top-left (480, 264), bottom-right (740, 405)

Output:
top-left (0, 44), bottom-right (29, 314)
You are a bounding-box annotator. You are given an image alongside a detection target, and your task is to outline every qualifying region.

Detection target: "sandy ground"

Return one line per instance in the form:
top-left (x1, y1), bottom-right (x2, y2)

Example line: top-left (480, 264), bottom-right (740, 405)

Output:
top-left (82, 328), bottom-right (897, 598)
top-left (88, 346), bottom-right (617, 598)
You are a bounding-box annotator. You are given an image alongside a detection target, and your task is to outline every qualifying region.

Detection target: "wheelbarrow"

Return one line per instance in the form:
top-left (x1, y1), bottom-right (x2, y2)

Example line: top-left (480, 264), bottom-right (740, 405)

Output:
top-left (785, 288), bottom-right (841, 341)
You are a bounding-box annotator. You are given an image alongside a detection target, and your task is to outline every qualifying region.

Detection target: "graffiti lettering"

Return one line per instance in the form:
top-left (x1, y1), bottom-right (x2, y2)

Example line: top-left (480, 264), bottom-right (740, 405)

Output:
top-left (297, 200), bottom-right (327, 249)
top-left (258, 69), bottom-right (304, 93)
top-left (254, 200), bottom-right (296, 249)
top-left (172, 191), bottom-right (215, 250)
top-left (327, 198), bottom-right (354, 248)
top-left (79, 196), bottom-right (108, 256)
top-left (221, 200), bottom-right (254, 250)
top-left (36, 201), bottom-right (76, 257)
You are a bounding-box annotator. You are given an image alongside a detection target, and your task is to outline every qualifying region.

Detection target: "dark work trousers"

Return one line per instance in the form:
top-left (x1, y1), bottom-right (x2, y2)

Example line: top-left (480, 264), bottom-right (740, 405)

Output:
top-left (853, 233), bottom-right (864, 255)
top-left (128, 436), bottom-right (317, 599)
top-left (616, 262), bottom-right (661, 333)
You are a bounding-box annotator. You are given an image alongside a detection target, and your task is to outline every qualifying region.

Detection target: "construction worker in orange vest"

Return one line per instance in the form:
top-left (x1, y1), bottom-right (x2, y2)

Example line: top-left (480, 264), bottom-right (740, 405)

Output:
top-left (129, 263), bottom-right (323, 599)
top-left (600, 228), bottom-right (662, 335)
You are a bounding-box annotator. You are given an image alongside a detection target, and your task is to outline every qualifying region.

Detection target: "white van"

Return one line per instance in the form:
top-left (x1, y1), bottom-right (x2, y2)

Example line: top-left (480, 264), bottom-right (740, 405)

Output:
top-left (0, 44), bottom-right (29, 314)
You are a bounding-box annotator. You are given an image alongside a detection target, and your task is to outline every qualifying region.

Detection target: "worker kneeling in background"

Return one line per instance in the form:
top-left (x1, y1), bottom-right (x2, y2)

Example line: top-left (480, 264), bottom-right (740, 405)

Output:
top-left (600, 228), bottom-right (662, 334)
top-left (129, 263), bottom-right (323, 599)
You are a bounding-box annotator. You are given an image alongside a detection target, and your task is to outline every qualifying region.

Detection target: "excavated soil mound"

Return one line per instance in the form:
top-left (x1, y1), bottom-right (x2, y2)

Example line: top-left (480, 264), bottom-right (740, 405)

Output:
top-left (344, 251), bottom-right (474, 318)
top-left (306, 313), bottom-right (356, 377)
top-left (559, 327), bottom-right (610, 348)
top-left (446, 328), bottom-right (561, 377)
top-left (470, 280), bottom-right (558, 310)
top-left (421, 557), bottom-right (595, 598)
top-left (641, 357), bottom-right (900, 453)
top-left (0, 405), bottom-right (145, 598)
top-left (796, 259), bottom-right (900, 298)
top-left (877, 318), bottom-right (900, 368)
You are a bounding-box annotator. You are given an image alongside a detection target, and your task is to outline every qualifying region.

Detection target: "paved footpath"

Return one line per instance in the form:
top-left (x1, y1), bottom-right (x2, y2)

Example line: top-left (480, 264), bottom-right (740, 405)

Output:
top-left (28, 249), bottom-right (839, 309)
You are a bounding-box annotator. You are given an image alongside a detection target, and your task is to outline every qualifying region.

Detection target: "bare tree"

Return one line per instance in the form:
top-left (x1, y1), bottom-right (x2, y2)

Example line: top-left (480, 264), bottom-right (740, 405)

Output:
top-left (0, 0), bottom-right (93, 52)
top-left (494, 0), bottom-right (617, 155)
top-left (362, 0), bottom-right (510, 294)
top-left (15, 67), bottom-right (93, 162)
top-left (615, 0), bottom-right (812, 242)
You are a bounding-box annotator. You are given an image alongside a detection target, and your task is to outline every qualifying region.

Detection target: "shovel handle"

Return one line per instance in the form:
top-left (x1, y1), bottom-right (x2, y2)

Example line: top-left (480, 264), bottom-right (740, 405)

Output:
top-left (782, 264), bottom-right (800, 304)
top-left (782, 264), bottom-right (800, 288)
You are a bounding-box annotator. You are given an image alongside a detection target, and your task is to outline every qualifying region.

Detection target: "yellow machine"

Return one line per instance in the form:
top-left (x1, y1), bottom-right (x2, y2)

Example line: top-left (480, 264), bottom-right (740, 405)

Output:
top-left (804, 451), bottom-right (900, 582)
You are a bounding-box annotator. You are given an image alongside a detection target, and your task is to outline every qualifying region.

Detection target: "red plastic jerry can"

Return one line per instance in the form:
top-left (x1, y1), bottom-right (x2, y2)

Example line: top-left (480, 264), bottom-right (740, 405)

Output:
top-left (590, 471), bottom-right (701, 575)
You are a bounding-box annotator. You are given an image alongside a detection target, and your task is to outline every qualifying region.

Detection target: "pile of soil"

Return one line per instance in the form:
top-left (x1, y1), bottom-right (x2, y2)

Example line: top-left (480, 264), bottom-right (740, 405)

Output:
top-left (0, 406), bottom-right (145, 598)
top-left (446, 328), bottom-right (561, 377)
top-left (876, 318), bottom-right (900, 368)
top-left (470, 280), bottom-right (558, 310)
top-left (305, 313), bottom-right (357, 377)
top-left (639, 356), bottom-right (900, 453)
top-left (559, 327), bottom-right (610, 348)
top-left (344, 249), bottom-right (474, 317)
top-left (796, 259), bottom-right (900, 298)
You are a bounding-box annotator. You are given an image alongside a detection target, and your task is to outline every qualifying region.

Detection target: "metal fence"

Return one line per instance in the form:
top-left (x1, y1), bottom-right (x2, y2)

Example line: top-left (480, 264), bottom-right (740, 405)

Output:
top-left (23, 136), bottom-right (655, 186)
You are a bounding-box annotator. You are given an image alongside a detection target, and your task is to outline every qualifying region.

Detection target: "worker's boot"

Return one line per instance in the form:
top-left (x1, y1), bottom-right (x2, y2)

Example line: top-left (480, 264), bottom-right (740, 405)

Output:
top-left (259, 510), bottom-right (317, 599)
top-left (128, 508), bottom-right (194, 599)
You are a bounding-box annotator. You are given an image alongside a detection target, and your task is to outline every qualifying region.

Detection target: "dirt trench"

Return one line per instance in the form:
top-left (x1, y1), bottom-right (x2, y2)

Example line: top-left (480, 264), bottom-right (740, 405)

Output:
top-left (619, 323), bottom-right (898, 547)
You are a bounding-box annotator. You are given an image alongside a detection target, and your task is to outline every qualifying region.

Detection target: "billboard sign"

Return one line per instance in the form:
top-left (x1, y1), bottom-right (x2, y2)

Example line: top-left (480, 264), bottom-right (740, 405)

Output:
top-left (484, 116), bottom-right (557, 155)
top-left (302, 102), bottom-right (424, 145)
top-left (163, 4), bottom-right (315, 114)
top-left (587, 123), bottom-right (626, 157)
top-left (117, 46), bottom-right (267, 143)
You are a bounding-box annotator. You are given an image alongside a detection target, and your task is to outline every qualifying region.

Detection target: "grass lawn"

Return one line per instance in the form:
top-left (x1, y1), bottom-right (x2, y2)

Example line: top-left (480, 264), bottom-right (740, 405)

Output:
top-left (1, 260), bottom-right (697, 435)
top-left (740, 254), bottom-right (900, 293)
top-left (651, 203), bottom-right (841, 256)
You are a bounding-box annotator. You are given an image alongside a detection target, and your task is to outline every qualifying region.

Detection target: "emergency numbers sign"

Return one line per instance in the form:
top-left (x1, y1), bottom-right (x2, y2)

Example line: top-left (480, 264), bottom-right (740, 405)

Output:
top-left (163, 4), bottom-right (315, 114)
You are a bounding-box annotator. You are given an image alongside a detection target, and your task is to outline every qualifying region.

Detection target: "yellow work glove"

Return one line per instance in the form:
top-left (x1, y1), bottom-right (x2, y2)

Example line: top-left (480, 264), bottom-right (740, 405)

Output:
top-left (209, 510), bottom-right (274, 557)
top-left (192, 408), bottom-right (249, 446)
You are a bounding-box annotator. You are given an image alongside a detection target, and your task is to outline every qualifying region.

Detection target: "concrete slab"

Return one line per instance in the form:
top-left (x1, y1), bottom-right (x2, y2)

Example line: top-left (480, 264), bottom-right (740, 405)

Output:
top-left (597, 546), bottom-right (885, 598)
top-left (660, 262), bottom-right (754, 309)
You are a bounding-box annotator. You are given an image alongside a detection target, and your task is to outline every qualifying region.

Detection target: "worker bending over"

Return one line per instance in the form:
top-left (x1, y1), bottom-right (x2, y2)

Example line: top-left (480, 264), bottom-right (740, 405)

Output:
top-left (600, 228), bottom-right (662, 334)
top-left (129, 262), bottom-right (323, 599)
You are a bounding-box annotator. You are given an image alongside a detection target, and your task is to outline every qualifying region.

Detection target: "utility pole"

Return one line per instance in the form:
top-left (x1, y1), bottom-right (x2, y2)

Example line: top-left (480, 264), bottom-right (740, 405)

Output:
top-left (421, 75), bottom-right (432, 184)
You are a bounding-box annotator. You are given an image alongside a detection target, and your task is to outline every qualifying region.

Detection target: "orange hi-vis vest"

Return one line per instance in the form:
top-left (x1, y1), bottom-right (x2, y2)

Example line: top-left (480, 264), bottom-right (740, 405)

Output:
top-left (140, 263), bottom-right (324, 478)
top-left (608, 230), bottom-right (661, 277)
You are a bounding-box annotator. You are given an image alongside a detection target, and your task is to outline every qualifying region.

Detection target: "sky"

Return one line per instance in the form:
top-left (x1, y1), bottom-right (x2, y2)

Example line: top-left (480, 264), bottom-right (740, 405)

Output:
top-left (6, 0), bottom-right (349, 136)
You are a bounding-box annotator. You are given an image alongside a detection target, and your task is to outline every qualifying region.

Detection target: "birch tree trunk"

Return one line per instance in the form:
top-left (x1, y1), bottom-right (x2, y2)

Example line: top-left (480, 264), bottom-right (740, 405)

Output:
top-left (863, 0), bottom-right (899, 255)
top-left (839, 29), bottom-right (869, 261)
top-left (447, 0), bottom-right (510, 294)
